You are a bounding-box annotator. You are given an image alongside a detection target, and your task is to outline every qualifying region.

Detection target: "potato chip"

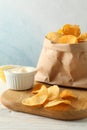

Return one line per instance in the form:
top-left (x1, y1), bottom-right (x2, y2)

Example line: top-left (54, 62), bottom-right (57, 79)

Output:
top-left (57, 28), bottom-right (64, 35)
top-left (46, 24), bottom-right (87, 44)
top-left (63, 24), bottom-right (81, 37)
top-left (60, 89), bottom-right (77, 100)
top-left (51, 104), bottom-right (72, 110)
top-left (44, 99), bottom-right (71, 108)
top-left (0, 65), bottom-right (14, 81)
top-left (45, 103), bottom-right (72, 111)
top-left (46, 32), bottom-right (61, 43)
top-left (0, 71), bottom-right (5, 81)
top-left (32, 83), bottom-right (43, 94)
top-left (48, 85), bottom-right (59, 101)
top-left (78, 33), bottom-right (87, 42)
top-left (22, 85), bottom-right (48, 106)
top-left (57, 35), bottom-right (78, 44)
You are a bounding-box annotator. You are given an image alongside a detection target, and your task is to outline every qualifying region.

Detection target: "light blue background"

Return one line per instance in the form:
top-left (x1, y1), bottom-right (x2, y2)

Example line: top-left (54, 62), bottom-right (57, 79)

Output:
top-left (0, 0), bottom-right (87, 67)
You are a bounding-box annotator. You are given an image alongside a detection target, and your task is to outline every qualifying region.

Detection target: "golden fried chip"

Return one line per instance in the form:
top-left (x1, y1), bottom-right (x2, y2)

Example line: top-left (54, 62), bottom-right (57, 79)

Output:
top-left (78, 33), bottom-right (87, 42)
top-left (60, 89), bottom-right (77, 100)
top-left (51, 104), bottom-right (71, 110)
top-left (22, 85), bottom-right (48, 106)
top-left (32, 83), bottom-right (43, 94)
top-left (48, 85), bottom-right (59, 101)
top-left (44, 99), bottom-right (71, 108)
top-left (0, 70), bottom-right (5, 81)
top-left (45, 103), bottom-right (72, 111)
top-left (57, 35), bottom-right (78, 44)
top-left (57, 28), bottom-right (64, 35)
top-left (63, 24), bottom-right (81, 37)
top-left (0, 65), bottom-right (14, 81)
top-left (46, 32), bottom-right (61, 43)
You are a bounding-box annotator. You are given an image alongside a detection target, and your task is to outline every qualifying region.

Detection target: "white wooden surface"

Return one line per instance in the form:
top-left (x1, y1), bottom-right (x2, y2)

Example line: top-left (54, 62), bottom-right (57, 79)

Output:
top-left (0, 81), bottom-right (87, 130)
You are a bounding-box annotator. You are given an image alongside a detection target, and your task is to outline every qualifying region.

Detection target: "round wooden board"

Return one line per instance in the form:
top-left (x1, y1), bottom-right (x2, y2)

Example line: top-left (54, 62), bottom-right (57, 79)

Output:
top-left (1, 86), bottom-right (87, 121)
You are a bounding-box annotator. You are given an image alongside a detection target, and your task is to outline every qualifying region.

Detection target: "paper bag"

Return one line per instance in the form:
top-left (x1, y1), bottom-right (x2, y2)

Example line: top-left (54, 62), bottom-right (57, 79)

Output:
top-left (35, 38), bottom-right (87, 88)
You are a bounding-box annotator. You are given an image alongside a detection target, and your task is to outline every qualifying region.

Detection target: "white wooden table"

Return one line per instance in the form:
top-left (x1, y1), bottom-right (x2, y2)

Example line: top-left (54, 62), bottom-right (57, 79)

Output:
top-left (0, 80), bottom-right (87, 130)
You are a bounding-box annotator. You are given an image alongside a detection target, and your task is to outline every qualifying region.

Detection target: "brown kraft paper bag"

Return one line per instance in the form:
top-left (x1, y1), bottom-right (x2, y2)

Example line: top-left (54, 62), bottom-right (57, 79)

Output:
top-left (35, 38), bottom-right (87, 89)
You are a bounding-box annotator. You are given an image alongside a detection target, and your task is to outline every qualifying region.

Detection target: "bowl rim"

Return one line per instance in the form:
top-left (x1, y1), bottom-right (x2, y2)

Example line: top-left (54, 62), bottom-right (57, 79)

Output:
top-left (4, 66), bottom-right (37, 75)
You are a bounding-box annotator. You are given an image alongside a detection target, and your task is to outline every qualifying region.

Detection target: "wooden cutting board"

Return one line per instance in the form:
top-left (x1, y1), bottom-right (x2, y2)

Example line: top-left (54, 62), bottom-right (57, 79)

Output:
top-left (1, 84), bottom-right (87, 121)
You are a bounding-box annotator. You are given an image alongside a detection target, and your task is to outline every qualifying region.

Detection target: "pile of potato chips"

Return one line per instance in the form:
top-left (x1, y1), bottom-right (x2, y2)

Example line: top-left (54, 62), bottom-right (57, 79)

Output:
top-left (46, 24), bottom-right (87, 44)
top-left (22, 84), bottom-right (77, 111)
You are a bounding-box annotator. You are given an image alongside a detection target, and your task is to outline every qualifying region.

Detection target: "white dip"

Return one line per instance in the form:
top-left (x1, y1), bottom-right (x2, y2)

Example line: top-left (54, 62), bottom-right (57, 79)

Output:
top-left (8, 66), bottom-right (35, 73)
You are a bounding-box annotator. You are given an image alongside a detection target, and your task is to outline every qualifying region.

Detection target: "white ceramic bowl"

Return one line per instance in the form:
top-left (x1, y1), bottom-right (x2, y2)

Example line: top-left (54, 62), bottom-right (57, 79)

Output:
top-left (4, 66), bottom-right (36, 90)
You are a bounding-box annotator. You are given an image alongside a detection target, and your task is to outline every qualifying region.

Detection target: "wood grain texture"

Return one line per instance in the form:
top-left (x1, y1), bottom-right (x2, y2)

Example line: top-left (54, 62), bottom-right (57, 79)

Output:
top-left (1, 86), bottom-right (87, 121)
